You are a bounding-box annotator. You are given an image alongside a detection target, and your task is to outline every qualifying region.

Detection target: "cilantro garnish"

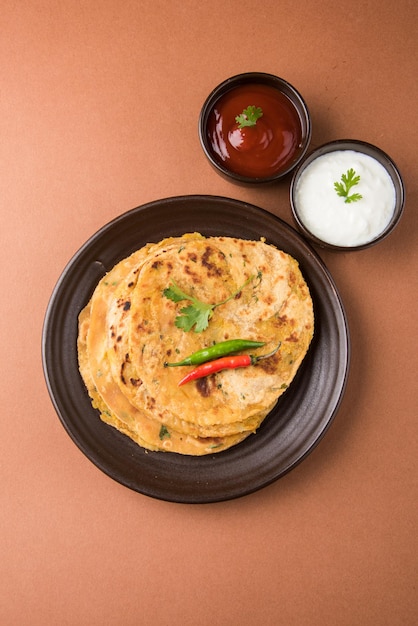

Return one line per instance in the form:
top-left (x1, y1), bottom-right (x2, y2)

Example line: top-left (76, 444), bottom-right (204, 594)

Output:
top-left (159, 425), bottom-right (170, 440)
top-left (235, 105), bottom-right (263, 129)
top-left (163, 275), bottom-right (255, 333)
top-left (334, 168), bottom-right (363, 203)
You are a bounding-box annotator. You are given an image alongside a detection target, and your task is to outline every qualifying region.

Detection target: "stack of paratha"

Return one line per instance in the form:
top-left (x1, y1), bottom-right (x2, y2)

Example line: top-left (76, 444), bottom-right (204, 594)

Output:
top-left (77, 233), bottom-right (314, 455)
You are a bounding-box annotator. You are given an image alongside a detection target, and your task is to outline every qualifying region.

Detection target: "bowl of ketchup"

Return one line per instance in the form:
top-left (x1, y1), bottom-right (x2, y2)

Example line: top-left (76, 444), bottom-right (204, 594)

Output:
top-left (199, 72), bottom-right (311, 184)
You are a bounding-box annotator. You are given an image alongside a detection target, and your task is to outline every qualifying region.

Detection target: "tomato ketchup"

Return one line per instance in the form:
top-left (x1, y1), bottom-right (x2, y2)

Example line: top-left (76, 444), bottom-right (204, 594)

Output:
top-left (206, 83), bottom-right (303, 179)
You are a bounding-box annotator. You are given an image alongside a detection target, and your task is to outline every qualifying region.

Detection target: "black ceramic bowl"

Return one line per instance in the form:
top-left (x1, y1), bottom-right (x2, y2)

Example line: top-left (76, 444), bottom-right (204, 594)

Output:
top-left (290, 140), bottom-right (405, 251)
top-left (199, 72), bottom-right (311, 185)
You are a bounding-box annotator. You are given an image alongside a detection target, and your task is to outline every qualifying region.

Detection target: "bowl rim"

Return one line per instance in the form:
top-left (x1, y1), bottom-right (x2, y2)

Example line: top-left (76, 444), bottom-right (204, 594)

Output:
top-left (198, 71), bottom-right (312, 184)
top-left (289, 138), bottom-right (405, 251)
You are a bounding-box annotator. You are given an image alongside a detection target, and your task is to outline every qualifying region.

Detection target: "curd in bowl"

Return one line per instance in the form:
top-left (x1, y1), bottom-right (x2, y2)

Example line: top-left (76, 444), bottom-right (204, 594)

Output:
top-left (290, 140), bottom-right (404, 250)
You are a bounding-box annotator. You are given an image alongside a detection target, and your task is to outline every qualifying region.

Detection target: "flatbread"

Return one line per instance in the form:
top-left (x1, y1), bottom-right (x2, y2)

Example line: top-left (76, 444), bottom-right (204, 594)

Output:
top-left (77, 233), bottom-right (314, 454)
top-left (78, 237), bottom-right (250, 454)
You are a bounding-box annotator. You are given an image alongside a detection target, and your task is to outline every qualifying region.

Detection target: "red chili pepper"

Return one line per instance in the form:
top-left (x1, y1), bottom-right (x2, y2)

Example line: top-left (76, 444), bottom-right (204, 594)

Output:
top-left (177, 342), bottom-right (281, 386)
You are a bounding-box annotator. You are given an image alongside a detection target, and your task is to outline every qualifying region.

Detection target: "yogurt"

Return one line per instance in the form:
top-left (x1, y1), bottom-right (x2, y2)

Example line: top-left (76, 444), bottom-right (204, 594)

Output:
top-left (294, 150), bottom-right (396, 246)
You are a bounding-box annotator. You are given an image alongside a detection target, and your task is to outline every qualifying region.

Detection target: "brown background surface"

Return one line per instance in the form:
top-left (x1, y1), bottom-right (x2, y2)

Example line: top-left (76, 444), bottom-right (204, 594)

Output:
top-left (1, 1), bottom-right (417, 624)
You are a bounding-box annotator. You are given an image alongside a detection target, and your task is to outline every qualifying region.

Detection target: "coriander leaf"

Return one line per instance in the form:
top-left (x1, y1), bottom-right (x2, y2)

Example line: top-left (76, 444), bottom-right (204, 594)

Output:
top-left (163, 281), bottom-right (215, 332)
top-left (163, 275), bottom-right (255, 333)
top-left (175, 304), bottom-right (213, 333)
top-left (163, 282), bottom-right (192, 303)
top-left (334, 181), bottom-right (347, 196)
top-left (345, 192), bottom-right (363, 203)
top-left (159, 425), bottom-right (170, 440)
top-left (342, 169), bottom-right (361, 187)
top-left (334, 168), bottom-right (363, 203)
top-left (235, 105), bottom-right (263, 129)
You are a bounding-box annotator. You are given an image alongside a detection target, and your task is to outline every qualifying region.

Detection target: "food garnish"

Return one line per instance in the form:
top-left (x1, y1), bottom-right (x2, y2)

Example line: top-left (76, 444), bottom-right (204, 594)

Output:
top-left (163, 275), bottom-right (255, 333)
top-left (235, 105), bottom-right (263, 129)
top-left (178, 342), bottom-right (281, 386)
top-left (159, 425), bottom-right (170, 440)
top-left (334, 168), bottom-right (363, 203)
top-left (164, 339), bottom-right (266, 367)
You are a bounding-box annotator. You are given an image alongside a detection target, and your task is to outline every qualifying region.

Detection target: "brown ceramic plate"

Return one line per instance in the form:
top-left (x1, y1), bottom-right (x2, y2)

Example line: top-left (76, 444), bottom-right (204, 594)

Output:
top-left (42, 195), bottom-right (350, 503)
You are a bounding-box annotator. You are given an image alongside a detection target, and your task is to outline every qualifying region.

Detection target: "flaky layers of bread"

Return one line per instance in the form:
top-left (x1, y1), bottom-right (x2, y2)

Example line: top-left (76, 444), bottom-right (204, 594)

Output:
top-left (78, 234), bottom-right (314, 455)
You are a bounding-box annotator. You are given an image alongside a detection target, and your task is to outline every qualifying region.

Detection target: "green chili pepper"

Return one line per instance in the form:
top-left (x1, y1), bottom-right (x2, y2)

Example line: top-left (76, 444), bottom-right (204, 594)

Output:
top-left (178, 342), bottom-right (281, 386)
top-left (163, 339), bottom-right (266, 367)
